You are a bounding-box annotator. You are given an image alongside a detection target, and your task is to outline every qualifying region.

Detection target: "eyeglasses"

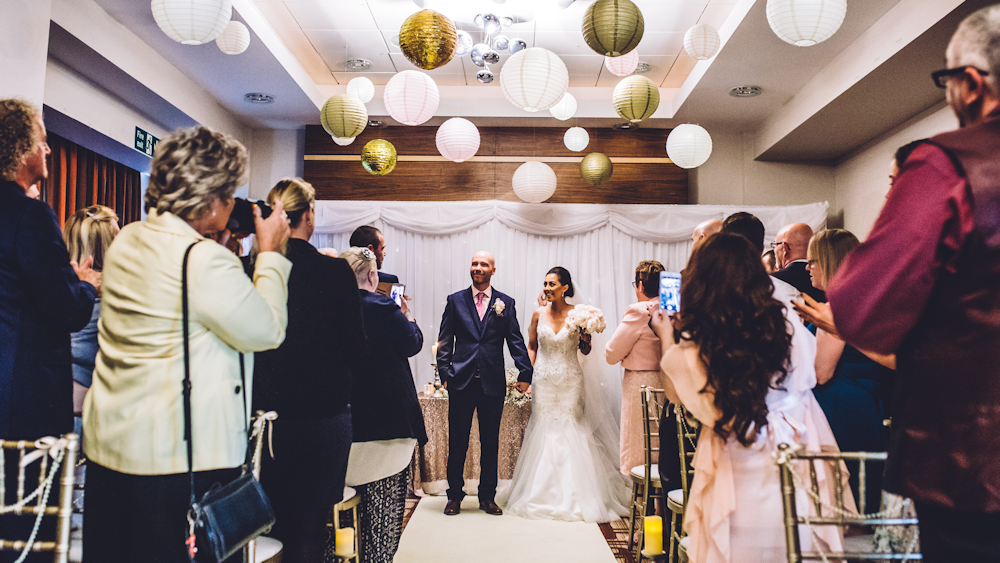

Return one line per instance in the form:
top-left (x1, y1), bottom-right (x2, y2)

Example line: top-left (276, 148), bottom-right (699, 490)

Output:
top-left (769, 241), bottom-right (788, 250)
top-left (932, 66), bottom-right (990, 88)
top-left (631, 281), bottom-right (638, 288)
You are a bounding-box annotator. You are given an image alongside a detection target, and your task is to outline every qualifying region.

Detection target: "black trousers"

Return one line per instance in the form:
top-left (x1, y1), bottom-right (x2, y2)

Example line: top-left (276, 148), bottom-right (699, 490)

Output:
top-left (915, 501), bottom-right (1000, 561)
top-left (446, 380), bottom-right (505, 502)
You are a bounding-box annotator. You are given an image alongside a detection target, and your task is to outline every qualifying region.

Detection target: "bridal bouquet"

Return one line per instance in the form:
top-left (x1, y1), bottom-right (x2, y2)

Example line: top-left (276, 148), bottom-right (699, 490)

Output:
top-left (566, 305), bottom-right (607, 335)
top-left (505, 367), bottom-right (530, 407)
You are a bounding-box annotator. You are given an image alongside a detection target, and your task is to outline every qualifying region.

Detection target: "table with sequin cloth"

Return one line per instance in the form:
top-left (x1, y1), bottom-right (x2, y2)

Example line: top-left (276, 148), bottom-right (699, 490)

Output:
top-left (411, 392), bottom-right (532, 496)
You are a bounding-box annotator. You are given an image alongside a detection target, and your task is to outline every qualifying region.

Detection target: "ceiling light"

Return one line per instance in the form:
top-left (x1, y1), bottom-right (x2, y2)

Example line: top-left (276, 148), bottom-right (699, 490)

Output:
top-left (612, 122), bottom-right (638, 130)
top-left (633, 62), bottom-right (650, 74)
top-left (729, 86), bottom-right (762, 98)
top-left (244, 93), bottom-right (274, 104)
top-left (367, 120), bottom-right (385, 128)
top-left (345, 59), bottom-right (372, 70)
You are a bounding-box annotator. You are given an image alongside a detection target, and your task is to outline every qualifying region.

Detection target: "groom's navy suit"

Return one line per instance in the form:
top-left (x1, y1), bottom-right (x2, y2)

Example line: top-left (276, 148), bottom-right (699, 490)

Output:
top-left (437, 286), bottom-right (532, 502)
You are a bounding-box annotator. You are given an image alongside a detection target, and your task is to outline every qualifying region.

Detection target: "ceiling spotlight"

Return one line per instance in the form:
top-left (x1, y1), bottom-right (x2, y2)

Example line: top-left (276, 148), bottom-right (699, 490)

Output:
top-left (729, 86), bottom-right (762, 97)
top-left (346, 59), bottom-right (372, 70)
top-left (244, 93), bottom-right (274, 104)
top-left (367, 120), bottom-right (384, 128)
top-left (633, 62), bottom-right (651, 74)
top-left (612, 122), bottom-right (638, 130)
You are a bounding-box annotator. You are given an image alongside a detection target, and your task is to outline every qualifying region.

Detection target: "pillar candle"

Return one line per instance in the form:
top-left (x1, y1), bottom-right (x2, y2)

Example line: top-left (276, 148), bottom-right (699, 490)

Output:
top-left (432, 341), bottom-right (439, 356)
top-left (334, 527), bottom-right (355, 557)
top-left (644, 516), bottom-right (663, 554)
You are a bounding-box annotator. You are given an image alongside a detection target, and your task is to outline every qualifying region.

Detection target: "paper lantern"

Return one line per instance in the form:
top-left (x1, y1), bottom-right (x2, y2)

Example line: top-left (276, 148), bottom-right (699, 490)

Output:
top-left (383, 71), bottom-right (439, 126)
top-left (320, 94), bottom-right (368, 139)
top-left (683, 24), bottom-right (720, 60)
top-left (766, 0), bottom-right (847, 47)
top-left (604, 51), bottom-right (639, 77)
top-left (152, 0), bottom-right (232, 45)
top-left (436, 118), bottom-right (481, 163)
top-left (564, 127), bottom-right (589, 152)
top-left (512, 161), bottom-right (557, 203)
top-left (398, 9), bottom-right (457, 70)
top-left (666, 124), bottom-right (713, 169)
top-left (582, 0), bottom-right (644, 57)
top-left (580, 152), bottom-right (613, 185)
top-left (346, 77), bottom-right (375, 103)
top-left (613, 75), bottom-right (659, 123)
top-left (332, 136), bottom-right (355, 146)
top-left (362, 139), bottom-right (397, 176)
top-left (500, 48), bottom-right (569, 112)
top-left (216, 20), bottom-right (250, 55)
top-left (549, 93), bottom-right (577, 121)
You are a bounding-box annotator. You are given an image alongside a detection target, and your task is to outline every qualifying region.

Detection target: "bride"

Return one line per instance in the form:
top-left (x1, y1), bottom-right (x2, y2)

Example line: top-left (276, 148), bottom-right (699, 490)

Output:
top-left (499, 267), bottom-right (631, 522)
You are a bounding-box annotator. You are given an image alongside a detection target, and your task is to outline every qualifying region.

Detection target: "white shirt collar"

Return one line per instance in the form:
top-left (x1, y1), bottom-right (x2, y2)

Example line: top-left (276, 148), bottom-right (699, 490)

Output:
top-left (472, 286), bottom-right (492, 300)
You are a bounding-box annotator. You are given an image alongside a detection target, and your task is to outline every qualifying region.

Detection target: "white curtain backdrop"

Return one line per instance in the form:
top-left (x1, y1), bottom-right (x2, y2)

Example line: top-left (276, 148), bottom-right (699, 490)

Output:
top-left (310, 199), bottom-right (829, 404)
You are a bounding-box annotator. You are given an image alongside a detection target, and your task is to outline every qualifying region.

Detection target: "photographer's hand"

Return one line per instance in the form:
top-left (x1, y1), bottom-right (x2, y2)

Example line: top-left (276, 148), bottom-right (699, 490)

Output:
top-left (255, 199), bottom-right (291, 253)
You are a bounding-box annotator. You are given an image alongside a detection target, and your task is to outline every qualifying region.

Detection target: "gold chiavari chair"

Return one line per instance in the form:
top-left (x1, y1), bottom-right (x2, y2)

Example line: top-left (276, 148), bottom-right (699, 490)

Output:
top-left (246, 412), bottom-right (283, 563)
top-left (629, 386), bottom-right (665, 562)
top-left (329, 487), bottom-right (361, 563)
top-left (776, 444), bottom-right (921, 562)
top-left (669, 405), bottom-right (699, 563)
top-left (0, 434), bottom-right (79, 563)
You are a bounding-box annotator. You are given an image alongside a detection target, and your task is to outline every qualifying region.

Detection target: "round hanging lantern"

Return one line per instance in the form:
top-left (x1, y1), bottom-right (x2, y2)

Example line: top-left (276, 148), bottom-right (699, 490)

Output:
top-left (346, 77), bottom-right (375, 103)
top-left (398, 9), bottom-right (458, 70)
top-left (683, 24), bottom-right (720, 60)
top-left (500, 48), bottom-right (569, 112)
top-left (666, 124), bottom-right (713, 169)
top-left (152, 0), bottom-right (232, 45)
top-left (332, 136), bottom-right (355, 146)
top-left (362, 139), bottom-right (397, 176)
top-left (581, 0), bottom-right (644, 57)
top-left (383, 71), bottom-right (439, 126)
top-left (549, 93), bottom-right (577, 121)
top-left (580, 152), bottom-right (613, 185)
top-left (612, 75), bottom-right (659, 123)
top-left (216, 20), bottom-right (250, 55)
top-left (766, 0), bottom-right (847, 47)
top-left (436, 118), bottom-right (481, 163)
top-left (320, 94), bottom-right (368, 139)
top-left (604, 51), bottom-right (639, 77)
top-left (564, 127), bottom-right (589, 152)
top-left (512, 161), bottom-right (557, 203)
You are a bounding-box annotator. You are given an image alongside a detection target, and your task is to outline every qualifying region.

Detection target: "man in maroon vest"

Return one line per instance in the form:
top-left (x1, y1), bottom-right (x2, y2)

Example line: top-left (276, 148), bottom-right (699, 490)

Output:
top-left (824, 6), bottom-right (1000, 560)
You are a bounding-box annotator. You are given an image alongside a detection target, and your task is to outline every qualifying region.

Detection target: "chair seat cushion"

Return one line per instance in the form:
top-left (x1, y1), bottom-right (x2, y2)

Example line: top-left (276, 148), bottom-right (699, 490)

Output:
top-left (843, 534), bottom-right (875, 553)
top-left (679, 535), bottom-right (689, 550)
top-left (629, 464), bottom-right (661, 488)
top-left (667, 488), bottom-right (685, 513)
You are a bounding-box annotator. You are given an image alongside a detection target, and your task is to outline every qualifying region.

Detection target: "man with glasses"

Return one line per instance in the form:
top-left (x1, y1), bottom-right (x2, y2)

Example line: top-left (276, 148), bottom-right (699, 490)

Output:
top-left (772, 222), bottom-right (825, 302)
top-left (825, 6), bottom-right (1000, 560)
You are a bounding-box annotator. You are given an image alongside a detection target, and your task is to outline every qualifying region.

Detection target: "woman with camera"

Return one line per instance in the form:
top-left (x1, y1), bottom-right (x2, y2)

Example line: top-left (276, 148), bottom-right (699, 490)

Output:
top-left (81, 126), bottom-right (292, 563)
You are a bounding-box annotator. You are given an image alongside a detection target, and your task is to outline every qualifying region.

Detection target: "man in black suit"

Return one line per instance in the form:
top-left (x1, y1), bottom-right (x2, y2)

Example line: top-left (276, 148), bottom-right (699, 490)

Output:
top-left (350, 225), bottom-right (398, 283)
top-left (436, 251), bottom-right (533, 516)
top-left (772, 222), bottom-right (826, 302)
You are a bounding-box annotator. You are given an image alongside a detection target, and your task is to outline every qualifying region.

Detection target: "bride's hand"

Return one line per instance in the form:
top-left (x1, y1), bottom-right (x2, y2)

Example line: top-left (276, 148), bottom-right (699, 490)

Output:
top-left (579, 331), bottom-right (592, 355)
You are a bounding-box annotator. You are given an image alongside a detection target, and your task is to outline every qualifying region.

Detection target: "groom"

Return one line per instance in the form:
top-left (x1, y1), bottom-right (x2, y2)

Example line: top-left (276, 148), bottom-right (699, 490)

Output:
top-left (436, 251), bottom-right (533, 516)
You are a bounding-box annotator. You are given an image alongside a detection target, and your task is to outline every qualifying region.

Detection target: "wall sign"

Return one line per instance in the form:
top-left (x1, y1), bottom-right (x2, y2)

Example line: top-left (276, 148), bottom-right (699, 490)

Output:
top-left (134, 127), bottom-right (159, 157)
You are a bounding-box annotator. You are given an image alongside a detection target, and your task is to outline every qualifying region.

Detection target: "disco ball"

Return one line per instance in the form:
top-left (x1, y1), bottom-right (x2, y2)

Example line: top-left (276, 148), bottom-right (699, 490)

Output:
top-left (456, 30), bottom-right (474, 56)
top-left (509, 38), bottom-right (527, 54)
top-left (471, 43), bottom-right (489, 67)
top-left (493, 35), bottom-right (510, 51)
top-left (483, 49), bottom-right (500, 64)
top-left (477, 69), bottom-right (495, 83)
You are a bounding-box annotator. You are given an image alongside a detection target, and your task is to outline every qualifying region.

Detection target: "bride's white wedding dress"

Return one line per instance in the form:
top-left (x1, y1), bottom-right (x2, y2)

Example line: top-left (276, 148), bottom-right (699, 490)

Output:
top-left (499, 319), bottom-right (631, 522)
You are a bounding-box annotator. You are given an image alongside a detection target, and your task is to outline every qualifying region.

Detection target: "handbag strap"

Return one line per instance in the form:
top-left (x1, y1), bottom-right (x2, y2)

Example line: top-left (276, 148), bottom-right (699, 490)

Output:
top-left (182, 241), bottom-right (199, 508)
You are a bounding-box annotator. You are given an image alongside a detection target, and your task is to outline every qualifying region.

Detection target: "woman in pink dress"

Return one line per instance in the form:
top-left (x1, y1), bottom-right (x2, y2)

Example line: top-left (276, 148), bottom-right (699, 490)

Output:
top-left (650, 232), bottom-right (853, 563)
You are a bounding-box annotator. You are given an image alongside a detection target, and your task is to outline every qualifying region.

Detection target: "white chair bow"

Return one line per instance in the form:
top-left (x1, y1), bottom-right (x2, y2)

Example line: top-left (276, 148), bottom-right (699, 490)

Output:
top-left (251, 411), bottom-right (279, 462)
top-left (20, 436), bottom-right (69, 467)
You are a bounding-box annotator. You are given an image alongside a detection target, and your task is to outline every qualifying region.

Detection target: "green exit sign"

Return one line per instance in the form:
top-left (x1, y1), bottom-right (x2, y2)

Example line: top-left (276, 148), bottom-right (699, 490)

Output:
top-left (134, 126), bottom-right (159, 157)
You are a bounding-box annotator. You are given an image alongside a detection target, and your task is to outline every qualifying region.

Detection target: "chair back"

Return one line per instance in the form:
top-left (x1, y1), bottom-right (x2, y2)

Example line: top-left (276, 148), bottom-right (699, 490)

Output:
top-left (674, 405), bottom-right (699, 505)
top-left (0, 434), bottom-right (79, 563)
top-left (246, 411), bottom-right (280, 563)
top-left (775, 444), bottom-right (920, 562)
top-left (640, 386), bottom-right (665, 483)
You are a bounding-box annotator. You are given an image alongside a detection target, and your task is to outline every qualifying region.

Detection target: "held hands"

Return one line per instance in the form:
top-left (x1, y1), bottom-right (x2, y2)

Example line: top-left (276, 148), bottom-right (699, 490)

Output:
top-left (578, 330), bottom-right (592, 355)
top-left (71, 255), bottom-right (102, 295)
top-left (792, 294), bottom-right (839, 337)
top-left (254, 199), bottom-right (291, 254)
top-left (515, 382), bottom-right (529, 393)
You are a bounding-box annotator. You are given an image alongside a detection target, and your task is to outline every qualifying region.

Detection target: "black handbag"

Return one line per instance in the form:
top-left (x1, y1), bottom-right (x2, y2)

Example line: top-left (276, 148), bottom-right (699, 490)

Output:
top-left (181, 241), bottom-right (276, 562)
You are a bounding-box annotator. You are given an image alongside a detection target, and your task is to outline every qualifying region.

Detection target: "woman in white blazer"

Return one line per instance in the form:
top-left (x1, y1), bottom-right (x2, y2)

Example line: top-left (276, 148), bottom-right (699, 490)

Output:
top-left (81, 127), bottom-right (292, 563)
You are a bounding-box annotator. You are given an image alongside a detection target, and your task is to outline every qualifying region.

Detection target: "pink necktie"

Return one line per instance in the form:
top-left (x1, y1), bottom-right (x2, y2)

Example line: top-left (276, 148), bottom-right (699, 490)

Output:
top-left (476, 292), bottom-right (486, 320)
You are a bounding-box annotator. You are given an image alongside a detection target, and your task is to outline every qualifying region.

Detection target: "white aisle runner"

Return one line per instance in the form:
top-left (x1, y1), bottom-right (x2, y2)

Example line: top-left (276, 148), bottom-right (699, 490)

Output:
top-left (394, 497), bottom-right (617, 563)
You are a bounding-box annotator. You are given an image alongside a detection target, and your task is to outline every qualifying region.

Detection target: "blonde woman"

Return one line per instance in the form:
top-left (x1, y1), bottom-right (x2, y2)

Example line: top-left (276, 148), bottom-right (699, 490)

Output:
top-left (63, 205), bottom-right (119, 433)
top-left (253, 179), bottom-right (367, 562)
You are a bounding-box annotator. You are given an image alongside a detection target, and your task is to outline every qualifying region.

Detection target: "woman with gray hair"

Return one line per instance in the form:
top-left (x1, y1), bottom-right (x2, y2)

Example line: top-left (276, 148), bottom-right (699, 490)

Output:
top-left (81, 126), bottom-right (291, 563)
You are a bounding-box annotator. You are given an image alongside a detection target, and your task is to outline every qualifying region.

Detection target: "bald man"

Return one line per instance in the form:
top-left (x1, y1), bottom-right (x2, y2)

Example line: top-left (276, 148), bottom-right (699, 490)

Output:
top-left (773, 222), bottom-right (825, 302)
top-left (691, 219), bottom-right (723, 250)
top-left (436, 251), bottom-right (532, 516)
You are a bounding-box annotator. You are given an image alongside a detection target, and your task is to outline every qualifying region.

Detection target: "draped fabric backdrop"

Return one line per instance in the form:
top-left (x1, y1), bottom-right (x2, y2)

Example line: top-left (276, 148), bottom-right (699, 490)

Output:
top-left (311, 200), bottom-right (829, 413)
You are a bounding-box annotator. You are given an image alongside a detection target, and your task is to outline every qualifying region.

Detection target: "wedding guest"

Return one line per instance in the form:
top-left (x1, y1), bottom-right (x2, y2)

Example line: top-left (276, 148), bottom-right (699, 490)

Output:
top-left (722, 212), bottom-right (802, 311)
top-left (762, 250), bottom-right (777, 274)
top-left (63, 205), bottom-right (120, 435)
top-left (605, 260), bottom-right (665, 475)
top-left (350, 225), bottom-right (398, 283)
top-left (773, 222), bottom-right (825, 302)
top-left (341, 246), bottom-right (425, 563)
top-left (82, 126), bottom-right (292, 563)
top-left (650, 232), bottom-right (850, 563)
top-left (690, 218), bottom-right (722, 250)
top-left (253, 179), bottom-right (367, 562)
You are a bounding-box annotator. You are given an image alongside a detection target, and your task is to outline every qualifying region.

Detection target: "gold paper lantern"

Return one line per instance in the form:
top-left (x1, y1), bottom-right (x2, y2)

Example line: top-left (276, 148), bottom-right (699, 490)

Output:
top-left (399, 10), bottom-right (458, 70)
top-left (582, 0), bottom-right (644, 57)
top-left (361, 139), bottom-right (397, 176)
top-left (320, 94), bottom-right (368, 139)
top-left (612, 75), bottom-right (659, 123)
top-left (580, 152), bottom-right (613, 185)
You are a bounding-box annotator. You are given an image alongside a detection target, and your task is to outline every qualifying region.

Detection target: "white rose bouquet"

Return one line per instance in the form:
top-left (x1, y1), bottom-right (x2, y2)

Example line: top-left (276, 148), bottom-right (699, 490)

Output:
top-left (565, 305), bottom-right (606, 352)
top-left (505, 367), bottom-right (530, 406)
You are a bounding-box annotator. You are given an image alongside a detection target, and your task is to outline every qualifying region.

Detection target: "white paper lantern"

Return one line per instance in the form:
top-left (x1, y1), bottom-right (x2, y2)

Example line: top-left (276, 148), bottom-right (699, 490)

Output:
top-left (512, 161), bottom-right (557, 203)
top-left (151, 0), bottom-right (232, 45)
top-left (383, 71), bottom-right (439, 126)
top-left (766, 0), bottom-right (847, 47)
top-left (604, 51), bottom-right (639, 77)
top-left (500, 48), bottom-right (569, 112)
top-left (346, 77), bottom-right (375, 104)
top-left (563, 127), bottom-right (589, 152)
top-left (683, 24), bottom-right (719, 60)
top-left (332, 136), bottom-right (356, 146)
top-left (549, 93), bottom-right (577, 121)
top-left (436, 118), bottom-right (481, 163)
top-left (215, 20), bottom-right (250, 55)
top-left (666, 124), bottom-right (713, 169)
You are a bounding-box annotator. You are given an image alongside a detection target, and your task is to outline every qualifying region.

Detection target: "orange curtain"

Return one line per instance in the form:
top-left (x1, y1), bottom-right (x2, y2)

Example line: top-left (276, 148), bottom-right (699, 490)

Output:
top-left (39, 131), bottom-right (143, 228)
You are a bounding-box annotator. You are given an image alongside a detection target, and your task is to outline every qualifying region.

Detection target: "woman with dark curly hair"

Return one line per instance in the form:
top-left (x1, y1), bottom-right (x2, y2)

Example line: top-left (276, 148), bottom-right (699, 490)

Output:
top-left (650, 232), bottom-right (852, 563)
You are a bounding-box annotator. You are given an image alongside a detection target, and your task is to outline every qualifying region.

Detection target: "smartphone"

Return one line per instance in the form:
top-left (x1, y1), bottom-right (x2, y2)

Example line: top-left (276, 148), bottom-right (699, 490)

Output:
top-left (389, 283), bottom-right (405, 307)
top-left (659, 271), bottom-right (681, 313)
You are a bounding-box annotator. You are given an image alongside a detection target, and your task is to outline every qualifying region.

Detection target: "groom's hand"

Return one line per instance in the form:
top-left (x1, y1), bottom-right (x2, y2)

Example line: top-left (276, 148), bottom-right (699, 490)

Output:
top-left (515, 382), bottom-right (529, 393)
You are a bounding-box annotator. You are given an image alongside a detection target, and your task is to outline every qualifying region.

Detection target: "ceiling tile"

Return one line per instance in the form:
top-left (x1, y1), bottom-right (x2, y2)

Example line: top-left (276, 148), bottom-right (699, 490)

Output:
top-left (285, 1), bottom-right (378, 31)
top-left (561, 54), bottom-right (605, 74)
top-left (272, 27), bottom-right (341, 84)
top-left (661, 53), bottom-right (696, 87)
top-left (253, 1), bottom-right (301, 30)
top-left (305, 29), bottom-right (396, 72)
top-left (381, 30), bottom-right (402, 54)
top-left (533, 0), bottom-right (594, 33)
top-left (635, 32), bottom-right (685, 57)
top-left (389, 52), bottom-right (466, 74)
top-left (638, 2), bottom-right (708, 29)
top-left (330, 71), bottom-right (397, 85)
top-left (534, 31), bottom-right (596, 55)
top-left (697, 3), bottom-right (737, 31)
top-left (595, 54), bottom-right (675, 86)
top-left (367, 0), bottom-right (423, 31)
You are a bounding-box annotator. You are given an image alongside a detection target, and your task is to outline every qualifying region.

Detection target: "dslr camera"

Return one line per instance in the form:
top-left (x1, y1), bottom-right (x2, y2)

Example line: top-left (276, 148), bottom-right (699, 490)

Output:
top-left (227, 198), bottom-right (273, 236)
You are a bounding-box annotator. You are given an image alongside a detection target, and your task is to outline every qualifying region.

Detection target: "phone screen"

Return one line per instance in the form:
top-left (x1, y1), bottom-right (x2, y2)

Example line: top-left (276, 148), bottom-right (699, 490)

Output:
top-left (659, 271), bottom-right (681, 313)
top-left (390, 284), bottom-right (405, 307)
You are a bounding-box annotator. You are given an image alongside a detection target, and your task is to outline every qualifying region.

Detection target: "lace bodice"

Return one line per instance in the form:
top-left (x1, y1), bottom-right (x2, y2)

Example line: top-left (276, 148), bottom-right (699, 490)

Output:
top-left (533, 322), bottom-right (585, 421)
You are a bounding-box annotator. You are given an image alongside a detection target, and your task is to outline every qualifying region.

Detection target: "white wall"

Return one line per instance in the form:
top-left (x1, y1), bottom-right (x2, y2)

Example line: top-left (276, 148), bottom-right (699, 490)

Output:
top-left (246, 128), bottom-right (306, 199)
top-left (0, 0), bottom-right (52, 104)
top-left (834, 102), bottom-right (958, 238)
